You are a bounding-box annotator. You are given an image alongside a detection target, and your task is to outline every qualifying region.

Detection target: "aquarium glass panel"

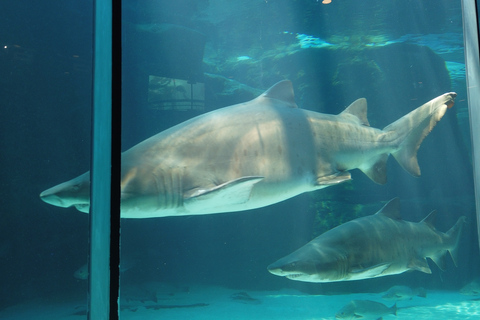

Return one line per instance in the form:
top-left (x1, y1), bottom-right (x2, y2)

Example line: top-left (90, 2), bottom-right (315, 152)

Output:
top-left (0, 1), bottom-right (94, 318)
top-left (116, 1), bottom-right (479, 319)
top-left (3, 0), bottom-right (479, 319)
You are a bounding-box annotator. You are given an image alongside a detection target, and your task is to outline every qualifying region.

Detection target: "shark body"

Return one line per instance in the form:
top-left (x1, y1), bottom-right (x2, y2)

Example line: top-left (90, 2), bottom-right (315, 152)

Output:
top-left (40, 81), bottom-right (456, 218)
top-left (267, 198), bottom-right (466, 282)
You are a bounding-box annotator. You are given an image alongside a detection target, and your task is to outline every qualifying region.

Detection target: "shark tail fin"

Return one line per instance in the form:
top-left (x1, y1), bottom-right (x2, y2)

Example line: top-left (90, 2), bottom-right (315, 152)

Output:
top-left (383, 92), bottom-right (456, 177)
top-left (446, 216), bottom-right (467, 267)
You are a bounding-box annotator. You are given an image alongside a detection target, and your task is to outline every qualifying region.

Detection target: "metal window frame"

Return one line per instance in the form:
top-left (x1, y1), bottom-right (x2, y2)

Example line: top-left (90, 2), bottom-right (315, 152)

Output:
top-left (84, 1), bottom-right (480, 318)
top-left (462, 0), bottom-right (480, 249)
top-left (88, 0), bottom-right (121, 319)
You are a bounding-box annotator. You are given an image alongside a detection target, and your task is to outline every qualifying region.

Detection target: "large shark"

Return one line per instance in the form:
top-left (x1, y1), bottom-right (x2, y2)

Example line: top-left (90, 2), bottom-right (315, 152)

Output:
top-left (40, 81), bottom-right (456, 218)
top-left (267, 198), bottom-right (466, 282)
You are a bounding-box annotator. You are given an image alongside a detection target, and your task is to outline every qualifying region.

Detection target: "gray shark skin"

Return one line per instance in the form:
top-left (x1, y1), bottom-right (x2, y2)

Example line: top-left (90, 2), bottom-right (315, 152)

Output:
top-left (267, 198), bottom-right (466, 282)
top-left (40, 81), bottom-right (456, 218)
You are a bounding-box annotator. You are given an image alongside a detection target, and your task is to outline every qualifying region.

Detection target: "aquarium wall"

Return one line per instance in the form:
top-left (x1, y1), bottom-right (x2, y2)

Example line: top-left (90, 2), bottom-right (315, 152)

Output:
top-left (0, 0), bottom-right (94, 316)
top-left (1, 0), bottom-right (479, 319)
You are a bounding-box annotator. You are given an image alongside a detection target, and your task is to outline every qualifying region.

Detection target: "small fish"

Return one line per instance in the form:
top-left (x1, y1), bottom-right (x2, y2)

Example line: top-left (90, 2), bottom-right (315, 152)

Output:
top-left (121, 284), bottom-right (158, 304)
top-left (382, 285), bottom-right (427, 301)
top-left (230, 291), bottom-right (262, 305)
top-left (74, 259), bottom-right (136, 280)
top-left (460, 278), bottom-right (480, 296)
top-left (336, 300), bottom-right (396, 320)
top-left (73, 263), bottom-right (88, 280)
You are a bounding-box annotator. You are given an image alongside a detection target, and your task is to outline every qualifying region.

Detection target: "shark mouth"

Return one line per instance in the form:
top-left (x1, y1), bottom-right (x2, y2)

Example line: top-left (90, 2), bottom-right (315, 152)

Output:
top-left (74, 203), bottom-right (90, 213)
top-left (286, 273), bottom-right (304, 279)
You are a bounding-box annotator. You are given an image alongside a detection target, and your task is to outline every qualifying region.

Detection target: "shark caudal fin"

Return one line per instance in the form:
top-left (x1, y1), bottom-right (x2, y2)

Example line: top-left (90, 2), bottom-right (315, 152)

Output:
top-left (383, 92), bottom-right (456, 177)
top-left (428, 215), bottom-right (466, 271)
top-left (446, 216), bottom-right (467, 267)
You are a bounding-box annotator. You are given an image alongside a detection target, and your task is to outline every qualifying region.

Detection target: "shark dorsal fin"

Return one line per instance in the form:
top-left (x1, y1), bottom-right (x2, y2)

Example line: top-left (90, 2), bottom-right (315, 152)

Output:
top-left (262, 80), bottom-right (298, 108)
top-left (339, 98), bottom-right (370, 126)
top-left (421, 210), bottom-right (437, 229)
top-left (376, 198), bottom-right (402, 220)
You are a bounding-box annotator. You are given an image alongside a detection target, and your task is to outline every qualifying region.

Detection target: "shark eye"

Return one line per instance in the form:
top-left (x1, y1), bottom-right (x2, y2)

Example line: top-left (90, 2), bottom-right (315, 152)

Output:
top-left (285, 262), bottom-right (297, 270)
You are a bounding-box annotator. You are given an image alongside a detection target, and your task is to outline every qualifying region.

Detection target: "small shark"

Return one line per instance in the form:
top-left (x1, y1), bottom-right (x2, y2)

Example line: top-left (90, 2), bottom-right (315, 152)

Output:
top-left (381, 285), bottom-right (427, 301)
top-left (40, 81), bottom-right (456, 218)
top-left (267, 198), bottom-right (466, 282)
top-left (336, 300), bottom-right (396, 320)
top-left (74, 258), bottom-right (136, 280)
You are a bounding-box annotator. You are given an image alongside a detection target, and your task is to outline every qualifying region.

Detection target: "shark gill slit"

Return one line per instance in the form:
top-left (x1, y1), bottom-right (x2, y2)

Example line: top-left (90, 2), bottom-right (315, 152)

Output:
top-left (336, 253), bottom-right (348, 280)
top-left (155, 167), bottom-right (183, 210)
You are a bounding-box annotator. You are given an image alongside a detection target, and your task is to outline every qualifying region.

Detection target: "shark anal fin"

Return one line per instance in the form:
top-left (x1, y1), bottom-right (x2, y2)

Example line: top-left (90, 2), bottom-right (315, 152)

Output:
top-left (430, 252), bottom-right (448, 271)
top-left (315, 171), bottom-right (351, 187)
top-left (184, 176), bottom-right (264, 212)
top-left (360, 153), bottom-right (389, 185)
top-left (408, 257), bottom-right (432, 274)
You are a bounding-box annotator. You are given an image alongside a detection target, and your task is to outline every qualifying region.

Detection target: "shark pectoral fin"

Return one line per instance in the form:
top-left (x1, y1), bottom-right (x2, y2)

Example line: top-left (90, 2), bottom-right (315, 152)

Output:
top-left (359, 153), bottom-right (389, 185)
top-left (408, 257), bottom-right (432, 274)
top-left (184, 176), bottom-right (264, 211)
top-left (315, 171), bottom-right (351, 187)
top-left (351, 263), bottom-right (391, 278)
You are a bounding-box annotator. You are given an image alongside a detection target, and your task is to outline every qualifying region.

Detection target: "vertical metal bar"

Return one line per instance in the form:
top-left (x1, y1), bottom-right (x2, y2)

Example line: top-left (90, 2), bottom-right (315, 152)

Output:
top-left (462, 0), bottom-right (480, 249)
top-left (111, 0), bottom-right (122, 316)
top-left (88, 0), bottom-right (121, 319)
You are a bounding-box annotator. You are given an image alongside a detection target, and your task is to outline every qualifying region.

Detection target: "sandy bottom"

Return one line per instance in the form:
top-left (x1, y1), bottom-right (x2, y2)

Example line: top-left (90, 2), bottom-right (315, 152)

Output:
top-left (0, 285), bottom-right (479, 320)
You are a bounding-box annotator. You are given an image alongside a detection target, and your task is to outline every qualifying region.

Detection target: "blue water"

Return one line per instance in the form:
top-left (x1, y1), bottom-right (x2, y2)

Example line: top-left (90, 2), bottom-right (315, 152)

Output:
top-left (0, 0), bottom-right (478, 319)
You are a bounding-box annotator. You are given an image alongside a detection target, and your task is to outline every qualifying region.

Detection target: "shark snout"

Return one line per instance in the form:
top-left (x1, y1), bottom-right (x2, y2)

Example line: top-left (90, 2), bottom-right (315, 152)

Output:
top-left (267, 262), bottom-right (310, 281)
top-left (267, 259), bottom-right (289, 276)
top-left (39, 172), bottom-right (91, 210)
top-left (267, 259), bottom-right (308, 278)
top-left (40, 190), bottom-right (67, 207)
top-left (266, 264), bottom-right (284, 276)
